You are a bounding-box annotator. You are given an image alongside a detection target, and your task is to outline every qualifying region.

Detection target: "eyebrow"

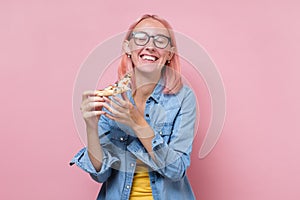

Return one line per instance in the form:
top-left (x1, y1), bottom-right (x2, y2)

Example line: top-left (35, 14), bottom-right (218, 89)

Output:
top-left (132, 27), bottom-right (170, 34)
top-left (132, 31), bottom-right (170, 37)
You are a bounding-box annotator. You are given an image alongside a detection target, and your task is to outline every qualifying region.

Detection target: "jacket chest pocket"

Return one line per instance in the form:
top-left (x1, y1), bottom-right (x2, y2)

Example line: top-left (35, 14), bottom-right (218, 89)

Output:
top-left (154, 123), bottom-right (173, 144)
top-left (108, 128), bottom-right (128, 150)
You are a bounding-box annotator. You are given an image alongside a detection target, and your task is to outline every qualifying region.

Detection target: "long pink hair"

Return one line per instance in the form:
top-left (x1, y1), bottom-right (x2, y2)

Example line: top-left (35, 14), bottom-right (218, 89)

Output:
top-left (117, 14), bottom-right (182, 94)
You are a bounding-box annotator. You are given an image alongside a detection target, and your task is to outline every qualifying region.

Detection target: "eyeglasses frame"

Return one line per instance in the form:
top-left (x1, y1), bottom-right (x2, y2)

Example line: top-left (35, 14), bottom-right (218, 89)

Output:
top-left (129, 31), bottom-right (172, 49)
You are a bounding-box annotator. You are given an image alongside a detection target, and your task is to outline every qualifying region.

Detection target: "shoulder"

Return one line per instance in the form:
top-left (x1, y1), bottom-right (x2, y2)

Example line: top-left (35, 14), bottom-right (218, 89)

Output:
top-left (173, 85), bottom-right (196, 102)
top-left (161, 85), bottom-right (196, 106)
top-left (177, 85), bottom-right (196, 106)
top-left (178, 85), bottom-right (195, 96)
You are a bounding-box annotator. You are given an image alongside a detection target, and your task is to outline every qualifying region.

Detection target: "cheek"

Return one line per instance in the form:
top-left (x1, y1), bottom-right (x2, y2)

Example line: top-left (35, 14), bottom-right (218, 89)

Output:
top-left (129, 41), bottom-right (142, 53)
top-left (130, 51), bottom-right (141, 66)
top-left (159, 51), bottom-right (170, 60)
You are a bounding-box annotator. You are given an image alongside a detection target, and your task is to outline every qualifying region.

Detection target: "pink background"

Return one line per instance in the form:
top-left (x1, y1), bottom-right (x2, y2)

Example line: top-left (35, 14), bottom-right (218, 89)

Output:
top-left (1, 0), bottom-right (300, 199)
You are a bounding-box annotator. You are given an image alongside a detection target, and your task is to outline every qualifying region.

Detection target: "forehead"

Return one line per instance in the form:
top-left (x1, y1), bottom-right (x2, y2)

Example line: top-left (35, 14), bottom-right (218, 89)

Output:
top-left (133, 18), bottom-right (170, 36)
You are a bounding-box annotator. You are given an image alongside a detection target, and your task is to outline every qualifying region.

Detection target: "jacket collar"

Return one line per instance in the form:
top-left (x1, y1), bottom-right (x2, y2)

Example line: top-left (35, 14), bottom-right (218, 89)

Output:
top-left (128, 77), bottom-right (164, 104)
top-left (148, 78), bottom-right (164, 103)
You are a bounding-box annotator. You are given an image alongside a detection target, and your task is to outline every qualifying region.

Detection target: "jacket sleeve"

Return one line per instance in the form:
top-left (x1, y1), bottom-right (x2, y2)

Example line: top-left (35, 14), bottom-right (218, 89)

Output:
top-left (69, 114), bottom-right (120, 183)
top-left (127, 87), bottom-right (197, 181)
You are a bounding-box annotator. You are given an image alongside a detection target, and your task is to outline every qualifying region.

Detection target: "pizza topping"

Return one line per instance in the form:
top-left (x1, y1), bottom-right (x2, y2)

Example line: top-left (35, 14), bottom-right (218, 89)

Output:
top-left (96, 73), bottom-right (132, 96)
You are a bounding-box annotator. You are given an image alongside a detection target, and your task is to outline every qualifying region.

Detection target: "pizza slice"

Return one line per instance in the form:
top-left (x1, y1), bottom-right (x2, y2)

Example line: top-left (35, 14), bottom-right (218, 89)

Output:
top-left (96, 73), bottom-right (132, 96)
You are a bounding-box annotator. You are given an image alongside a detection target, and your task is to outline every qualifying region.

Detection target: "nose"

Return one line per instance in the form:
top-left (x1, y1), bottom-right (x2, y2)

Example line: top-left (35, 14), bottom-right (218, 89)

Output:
top-left (145, 37), bottom-right (156, 51)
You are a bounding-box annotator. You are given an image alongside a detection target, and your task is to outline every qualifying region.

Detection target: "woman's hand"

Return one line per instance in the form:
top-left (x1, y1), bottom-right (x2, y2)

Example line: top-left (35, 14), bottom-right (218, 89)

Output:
top-left (80, 90), bottom-right (105, 131)
top-left (103, 94), bottom-right (155, 155)
top-left (102, 94), bottom-right (148, 131)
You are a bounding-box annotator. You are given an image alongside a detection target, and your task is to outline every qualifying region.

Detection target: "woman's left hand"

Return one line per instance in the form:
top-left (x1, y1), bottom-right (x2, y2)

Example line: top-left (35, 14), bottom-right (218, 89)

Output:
top-left (102, 94), bottom-right (148, 130)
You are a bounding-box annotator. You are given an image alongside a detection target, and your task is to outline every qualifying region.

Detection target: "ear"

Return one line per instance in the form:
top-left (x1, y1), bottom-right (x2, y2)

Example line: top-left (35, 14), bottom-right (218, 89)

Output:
top-left (168, 46), bottom-right (176, 60)
top-left (122, 40), bottom-right (131, 56)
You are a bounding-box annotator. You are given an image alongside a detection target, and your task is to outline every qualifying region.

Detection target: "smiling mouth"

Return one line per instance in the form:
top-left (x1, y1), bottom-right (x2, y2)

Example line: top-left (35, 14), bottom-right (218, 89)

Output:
top-left (139, 54), bottom-right (159, 62)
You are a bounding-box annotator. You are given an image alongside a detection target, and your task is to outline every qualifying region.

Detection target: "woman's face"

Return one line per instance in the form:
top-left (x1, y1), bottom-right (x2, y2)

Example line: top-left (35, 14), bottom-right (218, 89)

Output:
top-left (126, 18), bottom-right (174, 75)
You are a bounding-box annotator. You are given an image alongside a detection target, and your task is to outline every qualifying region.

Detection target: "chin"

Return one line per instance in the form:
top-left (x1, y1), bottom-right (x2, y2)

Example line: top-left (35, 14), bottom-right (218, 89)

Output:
top-left (137, 62), bottom-right (162, 71)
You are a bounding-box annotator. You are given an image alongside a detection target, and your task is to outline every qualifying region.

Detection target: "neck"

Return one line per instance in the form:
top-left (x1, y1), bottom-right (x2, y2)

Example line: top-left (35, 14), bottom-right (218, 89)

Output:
top-left (133, 70), bottom-right (161, 102)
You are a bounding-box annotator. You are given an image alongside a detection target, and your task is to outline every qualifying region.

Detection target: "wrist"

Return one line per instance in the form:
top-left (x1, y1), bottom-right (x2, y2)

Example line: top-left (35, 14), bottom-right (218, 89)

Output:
top-left (131, 118), bottom-right (148, 132)
top-left (132, 123), bottom-right (154, 139)
top-left (86, 125), bottom-right (98, 135)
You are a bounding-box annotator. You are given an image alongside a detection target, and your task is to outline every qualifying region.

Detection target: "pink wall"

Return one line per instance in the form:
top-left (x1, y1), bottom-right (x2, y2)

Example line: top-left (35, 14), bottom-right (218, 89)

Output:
top-left (1, 0), bottom-right (300, 199)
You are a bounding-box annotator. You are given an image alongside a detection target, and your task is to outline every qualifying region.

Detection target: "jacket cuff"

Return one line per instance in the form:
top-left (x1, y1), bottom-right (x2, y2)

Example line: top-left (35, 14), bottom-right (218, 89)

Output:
top-left (70, 147), bottom-right (119, 180)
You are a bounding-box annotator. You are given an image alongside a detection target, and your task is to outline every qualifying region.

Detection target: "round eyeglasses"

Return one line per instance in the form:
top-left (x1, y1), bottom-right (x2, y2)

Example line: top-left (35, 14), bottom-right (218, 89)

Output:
top-left (130, 31), bottom-right (171, 49)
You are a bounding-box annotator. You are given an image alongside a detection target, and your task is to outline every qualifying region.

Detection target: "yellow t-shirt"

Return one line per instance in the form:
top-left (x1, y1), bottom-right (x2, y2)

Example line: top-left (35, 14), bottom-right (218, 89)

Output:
top-left (129, 163), bottom-right (154, 200)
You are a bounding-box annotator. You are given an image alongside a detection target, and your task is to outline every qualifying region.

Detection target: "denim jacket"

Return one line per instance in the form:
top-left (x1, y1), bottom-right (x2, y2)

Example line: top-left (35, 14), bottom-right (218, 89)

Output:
top-left (70, 81), bottom-right (197, 200)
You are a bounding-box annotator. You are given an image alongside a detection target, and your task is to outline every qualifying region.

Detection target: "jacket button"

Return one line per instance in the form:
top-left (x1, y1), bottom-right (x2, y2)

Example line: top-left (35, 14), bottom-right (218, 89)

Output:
top-left (126, 185), bottom-right (130, 189)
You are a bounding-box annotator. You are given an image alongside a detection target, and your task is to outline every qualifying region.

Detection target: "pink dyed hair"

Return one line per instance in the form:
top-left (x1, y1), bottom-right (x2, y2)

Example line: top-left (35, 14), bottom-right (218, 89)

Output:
top-left (117, 14), bottom-right (183, 94)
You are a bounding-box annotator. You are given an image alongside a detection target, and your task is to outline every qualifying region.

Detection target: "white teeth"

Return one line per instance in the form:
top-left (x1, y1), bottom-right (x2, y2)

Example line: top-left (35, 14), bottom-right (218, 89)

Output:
top-left (142, 55), bottom-right (156, 61)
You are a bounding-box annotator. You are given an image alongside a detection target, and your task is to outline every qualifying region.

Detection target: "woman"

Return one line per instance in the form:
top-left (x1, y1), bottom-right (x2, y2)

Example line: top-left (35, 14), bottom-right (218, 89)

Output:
top-left (70, 14), bottom-right (197, 200)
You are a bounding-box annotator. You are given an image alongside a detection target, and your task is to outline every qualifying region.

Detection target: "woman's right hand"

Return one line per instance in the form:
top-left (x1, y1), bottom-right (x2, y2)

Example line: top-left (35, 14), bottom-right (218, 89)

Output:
top-left (80, 90), bottom-right (105, 131)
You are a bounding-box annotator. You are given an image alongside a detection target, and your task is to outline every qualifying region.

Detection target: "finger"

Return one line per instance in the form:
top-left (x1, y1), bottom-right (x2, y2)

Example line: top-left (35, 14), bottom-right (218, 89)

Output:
top-left (82, 90), bottom-right (100, 101)
top-left (103, 112), bottom-right (117, 121)
top-left (88, 96), bottom-right (105, 102)
top-left (104, 97), bottom-right (127, 112)
top-left (81, 96), bottom-right (105, 111)
top-left (102, 103), bottom-right (127, 120)
top-left (101, 102), bottom-right (117, 115)
top-left (112, 96), bottom-right (134, 111)
top-left (121, 92), bottom-right (130, 102)
top-left (104, 112), bottom-right (124, 123)
top-left (83, 110), bottom-right (105, 119)
top-left (82, 102), bottom-right (105, 112)
top-left (111, 96), bottom-right (127, 108)
top-left (82, 96), bottom-right (104, 106)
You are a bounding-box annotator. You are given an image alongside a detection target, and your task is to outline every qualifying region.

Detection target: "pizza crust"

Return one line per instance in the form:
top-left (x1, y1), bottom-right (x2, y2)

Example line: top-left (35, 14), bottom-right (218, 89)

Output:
top-left (96, 73), bottom-right (132, 97)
